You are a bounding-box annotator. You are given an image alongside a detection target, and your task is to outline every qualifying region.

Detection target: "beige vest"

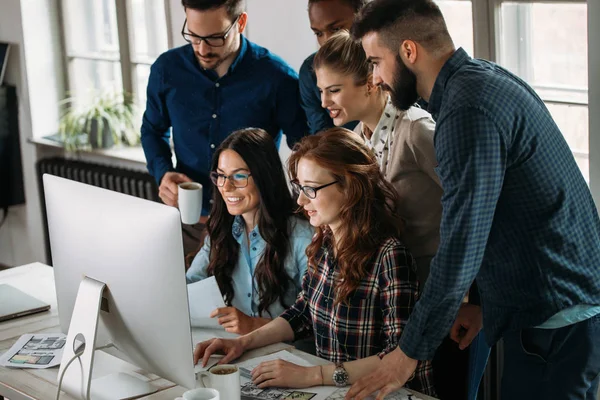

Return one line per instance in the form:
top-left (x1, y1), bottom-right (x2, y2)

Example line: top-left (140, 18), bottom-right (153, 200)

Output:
top-left (356, 106), bottom-right (442, 261)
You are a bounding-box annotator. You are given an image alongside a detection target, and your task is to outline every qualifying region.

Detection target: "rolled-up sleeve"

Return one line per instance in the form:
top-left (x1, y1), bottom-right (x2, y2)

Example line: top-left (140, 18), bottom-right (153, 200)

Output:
top-left (186, 235), bottom-right (211, 284)
top-left (400, 107), bottom-right (507, 360)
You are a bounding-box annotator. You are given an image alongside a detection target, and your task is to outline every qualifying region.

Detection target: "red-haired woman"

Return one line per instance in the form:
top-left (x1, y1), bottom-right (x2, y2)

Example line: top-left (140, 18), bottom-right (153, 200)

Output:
top-left (193, 128), bottom-right (435, 397)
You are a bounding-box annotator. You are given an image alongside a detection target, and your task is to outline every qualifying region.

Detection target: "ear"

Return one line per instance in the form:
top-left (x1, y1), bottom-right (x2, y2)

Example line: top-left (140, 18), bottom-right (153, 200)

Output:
top-left (399, 39), bottom-right (418, 66)
top-left (237, 12), bottom-right (248, 34)
top-left (366, 72), bottom-right (377, 93)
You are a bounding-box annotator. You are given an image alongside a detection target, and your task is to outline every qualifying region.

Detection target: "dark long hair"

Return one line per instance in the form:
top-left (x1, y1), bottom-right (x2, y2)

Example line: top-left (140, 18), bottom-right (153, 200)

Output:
top-left (288, 127), bottom-right (403, 304)
top-left (207, 128), bottom-right (297, 316)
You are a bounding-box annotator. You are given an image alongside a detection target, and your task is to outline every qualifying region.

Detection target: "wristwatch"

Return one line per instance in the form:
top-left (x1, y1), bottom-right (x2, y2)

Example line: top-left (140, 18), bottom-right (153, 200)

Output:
top-left (332, 362), bottom-right (350, 387)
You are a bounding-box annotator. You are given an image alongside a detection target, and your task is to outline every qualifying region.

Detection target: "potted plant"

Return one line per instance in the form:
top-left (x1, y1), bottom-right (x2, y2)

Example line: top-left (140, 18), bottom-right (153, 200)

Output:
top-left (58, 91), bottom-right (140, 150)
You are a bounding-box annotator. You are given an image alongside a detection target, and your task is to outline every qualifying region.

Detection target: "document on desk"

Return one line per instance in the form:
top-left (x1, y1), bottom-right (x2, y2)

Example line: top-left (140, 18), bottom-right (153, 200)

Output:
top-left (188, 276), bottom-right (226, 329)
top-left (0, 333), bottom-right (66, 369)
top-left (236, 350), bottom-right (338, 400)
top-left (235, 351), bottom-right (421, 400)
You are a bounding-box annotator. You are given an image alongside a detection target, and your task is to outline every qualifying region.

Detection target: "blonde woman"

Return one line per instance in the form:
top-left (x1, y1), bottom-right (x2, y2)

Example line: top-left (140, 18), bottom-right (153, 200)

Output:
top-left (314, 30), bottom-right (441, 283)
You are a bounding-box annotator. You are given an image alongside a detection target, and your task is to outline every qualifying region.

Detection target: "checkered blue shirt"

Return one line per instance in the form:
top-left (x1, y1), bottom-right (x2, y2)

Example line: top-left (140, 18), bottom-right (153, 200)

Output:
top-left (400, 48), bottom-right (600, 360)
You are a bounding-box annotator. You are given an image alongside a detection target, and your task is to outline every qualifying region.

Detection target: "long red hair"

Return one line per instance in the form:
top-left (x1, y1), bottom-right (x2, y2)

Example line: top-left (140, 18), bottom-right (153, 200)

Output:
top-left (288, 127), bottom-right (404, 303)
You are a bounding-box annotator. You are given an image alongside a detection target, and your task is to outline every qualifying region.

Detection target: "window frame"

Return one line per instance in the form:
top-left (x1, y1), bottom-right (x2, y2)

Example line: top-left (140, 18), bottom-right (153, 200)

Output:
top-left (468, 0), bottom-right (590, 171)
top-left (58, 0), bottom-right (173, 104)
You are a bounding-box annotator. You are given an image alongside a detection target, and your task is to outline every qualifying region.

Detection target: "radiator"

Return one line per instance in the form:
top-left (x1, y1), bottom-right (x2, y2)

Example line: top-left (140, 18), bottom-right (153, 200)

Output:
top-left (36, 157), bottom-right (160, 263)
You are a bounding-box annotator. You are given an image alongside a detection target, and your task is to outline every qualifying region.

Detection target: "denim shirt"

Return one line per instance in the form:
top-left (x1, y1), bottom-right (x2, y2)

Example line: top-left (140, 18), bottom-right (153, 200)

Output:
top-left (186, 216), bottom-right (314, 318)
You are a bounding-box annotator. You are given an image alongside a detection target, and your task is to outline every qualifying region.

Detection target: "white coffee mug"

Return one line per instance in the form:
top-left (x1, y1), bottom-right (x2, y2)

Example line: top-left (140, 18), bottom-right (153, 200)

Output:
top-left (178, 182), bottom-right (203, 225)
top-left (175, 387), bottom-right (219, 400)
top-left (197, 364), bottom-right (240, 400)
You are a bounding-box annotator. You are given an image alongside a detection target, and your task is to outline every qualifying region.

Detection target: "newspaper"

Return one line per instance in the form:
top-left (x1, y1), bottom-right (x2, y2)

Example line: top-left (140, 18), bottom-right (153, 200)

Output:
top-left (236, 350), bottom-right (337, 400)
top-left (0, 333), bottom-right (66, 369)
top-left (236, 351), bottom-right (425, 400)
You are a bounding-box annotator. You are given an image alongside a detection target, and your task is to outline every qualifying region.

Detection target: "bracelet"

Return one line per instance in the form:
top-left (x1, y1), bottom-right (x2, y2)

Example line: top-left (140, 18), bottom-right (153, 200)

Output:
top-left (320, 365), bottom-right (324, 385)
top-left (407, 369), bottom-right (416, 382)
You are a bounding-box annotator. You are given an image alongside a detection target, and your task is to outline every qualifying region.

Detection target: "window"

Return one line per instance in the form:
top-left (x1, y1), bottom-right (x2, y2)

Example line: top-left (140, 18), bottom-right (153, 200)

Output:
top-left (436, 0), bottom-right (474, 56)
top-left (61, 0), bottom-right (169, 109)
top-left (498, 1), bottom-right (588, 181)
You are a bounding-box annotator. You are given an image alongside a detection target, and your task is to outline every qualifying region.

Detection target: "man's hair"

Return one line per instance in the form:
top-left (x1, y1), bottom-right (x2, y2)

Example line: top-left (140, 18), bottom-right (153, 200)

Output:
top-left (351, 0), bottom-right (453, 55)
top-left (181, 0), bottom-right (245, 20)
top-left (308, 0), bottom-right (370, 13)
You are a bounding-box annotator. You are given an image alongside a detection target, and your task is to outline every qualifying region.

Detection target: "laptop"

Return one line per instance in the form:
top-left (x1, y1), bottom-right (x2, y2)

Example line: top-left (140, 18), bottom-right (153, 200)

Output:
top-left (0, 284), bottom-right (50, 322)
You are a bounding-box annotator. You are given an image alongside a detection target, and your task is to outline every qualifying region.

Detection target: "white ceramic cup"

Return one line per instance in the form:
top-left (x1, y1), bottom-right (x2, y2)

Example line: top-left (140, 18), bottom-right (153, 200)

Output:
top-left (174, 388), bottom-right (219, 400)
top-left (197, 364), bottom-right (240, 400)
top-left (178, 182), bottom-right (203, 225)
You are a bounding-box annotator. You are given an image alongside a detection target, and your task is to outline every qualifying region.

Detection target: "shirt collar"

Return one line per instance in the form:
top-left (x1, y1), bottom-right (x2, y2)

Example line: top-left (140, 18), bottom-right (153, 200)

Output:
top-left (228, 34), bottom-right (248, 74)
top-left (427, 47), bottom-right (471, 120)
top-left (231, 215), bottom-right (259, 242)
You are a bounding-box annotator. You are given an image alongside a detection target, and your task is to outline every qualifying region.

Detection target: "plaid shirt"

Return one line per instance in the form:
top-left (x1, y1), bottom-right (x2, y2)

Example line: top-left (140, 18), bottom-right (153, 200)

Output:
top-left (280, 237), bottom-right (435, 396)
top-left (400, 48), bottom-right (600, 360)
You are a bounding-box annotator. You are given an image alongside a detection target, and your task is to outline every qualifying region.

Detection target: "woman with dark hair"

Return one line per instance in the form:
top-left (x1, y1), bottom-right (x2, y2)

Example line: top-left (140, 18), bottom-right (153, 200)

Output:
top-left (186, 128), bottom-right (313, 335)
top-left (193, 128), bottom-right (435, 397)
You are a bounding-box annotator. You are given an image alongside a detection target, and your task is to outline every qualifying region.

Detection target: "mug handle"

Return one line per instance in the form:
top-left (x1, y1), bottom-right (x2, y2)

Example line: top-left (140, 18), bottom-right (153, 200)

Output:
top-left (196, 371), bottom-right (210, 388)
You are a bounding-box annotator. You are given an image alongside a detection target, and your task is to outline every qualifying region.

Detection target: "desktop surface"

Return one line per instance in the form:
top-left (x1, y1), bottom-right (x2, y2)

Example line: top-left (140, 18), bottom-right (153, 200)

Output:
top-left (0, 263), bottom-right (439, 400)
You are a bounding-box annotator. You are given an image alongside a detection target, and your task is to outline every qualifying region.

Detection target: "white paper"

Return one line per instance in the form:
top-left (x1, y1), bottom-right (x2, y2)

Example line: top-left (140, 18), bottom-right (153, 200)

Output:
top-left (235, 351), bottom-right (423, 400)
top-left (236, 350), bottom-right (338, 400)
top-left (188, 276), bottom-right (227, 329)
top-left (326, 387), bottom-right (423, 400)
top-left (0, 333), bottom-right (66, 369)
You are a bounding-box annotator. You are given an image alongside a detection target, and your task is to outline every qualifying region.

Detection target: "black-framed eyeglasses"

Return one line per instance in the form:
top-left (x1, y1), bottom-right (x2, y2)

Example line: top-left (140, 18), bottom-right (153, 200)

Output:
top-left (181, 15), bottom-right (240, 47)
top-left (210, 171), bottom-right (252, 188)
top-left (291, 180), bottom-right (338, 199)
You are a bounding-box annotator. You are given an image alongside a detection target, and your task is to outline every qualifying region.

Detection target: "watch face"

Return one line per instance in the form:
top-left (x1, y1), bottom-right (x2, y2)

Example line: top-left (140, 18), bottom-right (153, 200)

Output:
top-left (333, 366), bottom-right (349, 386)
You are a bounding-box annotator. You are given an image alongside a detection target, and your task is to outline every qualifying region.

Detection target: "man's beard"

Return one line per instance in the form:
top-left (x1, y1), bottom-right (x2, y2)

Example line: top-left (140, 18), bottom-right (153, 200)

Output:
top-left (196, 52), bottom-right (225, 71)
top-left (382, 54), bottom-right (419, 111)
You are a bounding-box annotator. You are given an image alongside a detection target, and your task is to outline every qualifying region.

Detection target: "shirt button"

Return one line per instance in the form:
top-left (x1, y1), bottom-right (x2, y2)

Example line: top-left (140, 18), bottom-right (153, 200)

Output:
top-left (247, 293), bottom-right (251, 298)
top-left (210, 144), bottom-right (215, 149)
top-left (252, 233), bottom-right (257, 237)
top-left (212, 114), bottom-right (217, 119)
top-left (215, 82), bottom-right (220, 87)
top-left (252, 247), bottom-right (257, 251)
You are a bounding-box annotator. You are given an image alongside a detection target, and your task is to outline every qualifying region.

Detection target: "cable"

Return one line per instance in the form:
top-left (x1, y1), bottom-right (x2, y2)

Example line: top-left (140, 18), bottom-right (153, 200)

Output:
top-left (55, 349), bottom-right (84, 400)
top-left (54, 343), bottom-right (115, 399)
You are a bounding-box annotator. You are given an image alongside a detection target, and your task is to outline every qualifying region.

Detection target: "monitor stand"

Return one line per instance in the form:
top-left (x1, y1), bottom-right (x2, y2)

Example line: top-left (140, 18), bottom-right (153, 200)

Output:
top-left (58, 277), bottom-right (157, 399)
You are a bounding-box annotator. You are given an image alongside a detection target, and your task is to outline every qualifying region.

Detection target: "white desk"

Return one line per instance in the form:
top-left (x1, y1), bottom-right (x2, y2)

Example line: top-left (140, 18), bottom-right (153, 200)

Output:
top-left (0, 263), bottom-right (436, 400)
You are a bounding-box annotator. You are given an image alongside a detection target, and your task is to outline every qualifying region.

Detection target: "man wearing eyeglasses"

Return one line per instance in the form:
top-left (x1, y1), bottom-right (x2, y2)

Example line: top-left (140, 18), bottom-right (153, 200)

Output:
top-left (141, 0), bottom-right (308, 257)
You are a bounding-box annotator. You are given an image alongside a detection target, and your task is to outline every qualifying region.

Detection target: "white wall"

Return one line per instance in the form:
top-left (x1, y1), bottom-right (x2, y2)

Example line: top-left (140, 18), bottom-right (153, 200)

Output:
top-left (589, 0), bottom-right (600, 208)
top-left (245, 0), bottom-right (317, 72)
top-left (168, 0), bottom-right (317, 72)
top-left (0, 0), bottom-right (64, 267)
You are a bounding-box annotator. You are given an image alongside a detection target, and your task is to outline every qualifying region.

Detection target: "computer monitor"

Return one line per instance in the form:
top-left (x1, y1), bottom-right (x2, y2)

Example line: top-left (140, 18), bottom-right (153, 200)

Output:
top-left (43, 174), bottom-right (196, 398)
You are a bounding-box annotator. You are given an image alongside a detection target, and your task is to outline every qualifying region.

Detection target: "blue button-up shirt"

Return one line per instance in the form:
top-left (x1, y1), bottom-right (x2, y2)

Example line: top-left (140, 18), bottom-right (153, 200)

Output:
top-left (186, 216), bottom-right (314, 318)
top-left (141, 36), bottom-right (308, 214)
top-left (400, 48), bottom-right (600, 360)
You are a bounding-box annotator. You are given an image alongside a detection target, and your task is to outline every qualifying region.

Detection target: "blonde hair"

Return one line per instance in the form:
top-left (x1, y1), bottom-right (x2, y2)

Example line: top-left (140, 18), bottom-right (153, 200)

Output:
top-left (313, 30), bottom-right (372, 86)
